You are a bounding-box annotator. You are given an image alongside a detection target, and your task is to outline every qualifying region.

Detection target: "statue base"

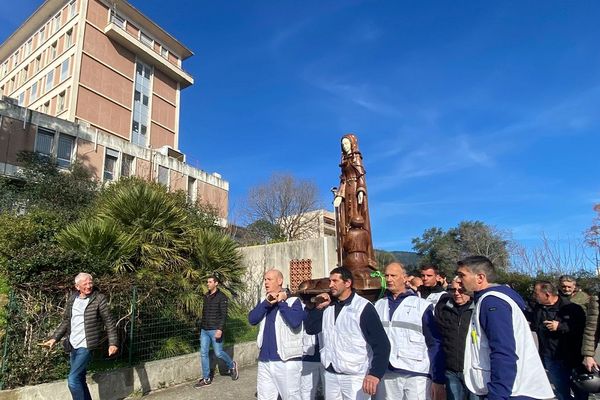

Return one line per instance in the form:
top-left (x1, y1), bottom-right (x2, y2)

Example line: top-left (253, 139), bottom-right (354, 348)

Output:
top-left (295, 268), bottom-right (383, 303)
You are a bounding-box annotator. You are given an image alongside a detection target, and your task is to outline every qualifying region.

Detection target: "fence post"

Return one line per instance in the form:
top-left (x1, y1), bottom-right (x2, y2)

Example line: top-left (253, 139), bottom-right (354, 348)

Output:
top-left (0, 290), bottom-right (15, 390)
top-left (128, 285), bottom-right (137, 366)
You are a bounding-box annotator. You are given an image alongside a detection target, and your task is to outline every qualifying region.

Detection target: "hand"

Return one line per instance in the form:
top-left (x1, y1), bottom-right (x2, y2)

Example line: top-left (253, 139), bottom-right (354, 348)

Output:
top-left (333, 196), bottom-right (342, 208)
top-left (315, 293), bottom-right (331, 310)
top-left (357, 191), bottom-right (364, 204)
top-left (362, 374), bottom-right (379, 396)
top-left (41, 339), bottom-right (56, 348)
top-left (584, 356), bottom-right (599, 372)
top-left (108, 345), bottom-right (118, 357)
top-left (267, 293), bottom-right (278, 304)
top-left (215, 329), bottom-right (223, 340)
top-left (276, 291), bottom-right (288, 303)
top-left (543, 320), bottom-right (559, 331)
top-left (431, 382), bottom-right (446, 400)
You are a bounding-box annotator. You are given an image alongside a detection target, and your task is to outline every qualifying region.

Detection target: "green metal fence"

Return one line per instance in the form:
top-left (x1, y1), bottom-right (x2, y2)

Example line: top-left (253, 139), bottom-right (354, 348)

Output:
top-left (0, 284), bottom-right (257, 390)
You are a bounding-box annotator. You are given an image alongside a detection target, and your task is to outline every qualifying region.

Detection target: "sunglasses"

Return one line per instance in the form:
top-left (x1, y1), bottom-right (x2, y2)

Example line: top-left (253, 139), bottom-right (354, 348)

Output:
top-left (449, 288), bottom-right (465, 294)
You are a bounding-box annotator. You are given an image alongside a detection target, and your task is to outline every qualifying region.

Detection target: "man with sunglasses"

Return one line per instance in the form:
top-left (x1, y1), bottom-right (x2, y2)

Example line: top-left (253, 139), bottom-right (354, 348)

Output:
top-left (435, 278), bottom-right (477, 400)
top-left (456, 256), bottom-right (553, 400)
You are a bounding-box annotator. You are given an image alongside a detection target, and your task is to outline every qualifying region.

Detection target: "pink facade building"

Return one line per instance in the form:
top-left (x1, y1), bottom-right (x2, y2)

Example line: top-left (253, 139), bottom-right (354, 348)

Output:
top-left (0, 0), bottom-right (228, 223)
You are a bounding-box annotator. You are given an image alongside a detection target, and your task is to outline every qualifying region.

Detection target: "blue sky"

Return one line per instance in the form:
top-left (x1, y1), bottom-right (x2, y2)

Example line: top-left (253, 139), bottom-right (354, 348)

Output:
top-left (3, 1), bottom-right (600, 260)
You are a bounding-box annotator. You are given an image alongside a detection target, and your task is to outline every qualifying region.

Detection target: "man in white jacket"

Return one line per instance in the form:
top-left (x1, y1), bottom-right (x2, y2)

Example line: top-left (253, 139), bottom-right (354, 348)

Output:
top-left (456, 256), bottom-right (553, 400)
top-left (249, 269), bottom-right (305, 400)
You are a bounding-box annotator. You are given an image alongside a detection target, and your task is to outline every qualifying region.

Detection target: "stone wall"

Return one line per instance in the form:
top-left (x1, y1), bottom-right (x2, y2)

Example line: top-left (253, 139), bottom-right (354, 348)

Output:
top-left (237, 237), bottom-right (337, 307)
top-left (0, 341), bottom-right (258, 400)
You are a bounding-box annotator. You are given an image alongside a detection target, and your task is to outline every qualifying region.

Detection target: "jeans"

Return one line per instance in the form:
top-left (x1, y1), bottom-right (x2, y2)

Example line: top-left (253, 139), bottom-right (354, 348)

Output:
top-left (446, 370), bottom-right (481, 400)
top-left (200, 329), bottom-right (234, 379)
top-left (68, 347), bottom-right (92, 400)
top-left (543, 356), bottom-right (577, 400)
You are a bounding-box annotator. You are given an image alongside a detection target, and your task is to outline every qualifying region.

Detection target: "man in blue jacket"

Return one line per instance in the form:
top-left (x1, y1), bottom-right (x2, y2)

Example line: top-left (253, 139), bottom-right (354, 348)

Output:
top-left (456, 256), bottom-right (553, 400)
top-left (249, 269), bottom-right (305, 400)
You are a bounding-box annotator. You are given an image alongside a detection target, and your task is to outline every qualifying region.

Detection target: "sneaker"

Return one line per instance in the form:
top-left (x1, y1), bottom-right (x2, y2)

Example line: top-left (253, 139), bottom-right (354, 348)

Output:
top-left (194, 378), bottom-right (212, 389)
top-left (229, 361), bottom-right (239, 381)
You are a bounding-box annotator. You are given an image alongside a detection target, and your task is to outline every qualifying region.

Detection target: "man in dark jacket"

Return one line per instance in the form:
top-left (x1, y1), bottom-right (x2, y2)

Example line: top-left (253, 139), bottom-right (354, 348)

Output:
top-left (435, 277), bottom-right (477, 400)
top-left (531, 280), bottom-right (586, 400)
top-left (43, 273), bottom-right (118, 400)
top-left (195, 276), bottom-right (239, 388)
top-left (418, 265), bottom-right (450, 308)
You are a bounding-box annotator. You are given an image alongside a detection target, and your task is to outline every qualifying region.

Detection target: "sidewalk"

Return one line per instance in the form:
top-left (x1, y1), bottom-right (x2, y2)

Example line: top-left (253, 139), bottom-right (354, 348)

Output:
top-left (135, 364), bottom-right (257, 399)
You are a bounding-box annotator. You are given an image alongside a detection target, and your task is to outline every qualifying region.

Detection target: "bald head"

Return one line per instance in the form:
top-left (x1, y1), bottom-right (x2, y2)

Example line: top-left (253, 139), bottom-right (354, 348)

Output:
top-left (385, 262), bottom-right (407, 296)
top-left (264, 269), bottom-right (284, 294)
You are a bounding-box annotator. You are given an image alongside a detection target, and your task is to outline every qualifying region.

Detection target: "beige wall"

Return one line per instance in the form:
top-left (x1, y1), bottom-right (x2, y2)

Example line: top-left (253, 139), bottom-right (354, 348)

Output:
top-left (76, 140), bottom-right (104, 180)
top-left (79, 54), bottom-right (133, 108)
top-left (169, 170), bottom-right (186, 192)
top-left (135, 158), bottom-right (152, 180)
top-left (86, 0), bottom-right (109, 30)
top-left (151, 95), bottom-right (176, 131)
top-left (197, 181), bottom-right (228, 220)
top-left (153, 69), bottom-right (177, 104)
top-left (82, 22), bottom-right (135, 79)
top-left (76, 86), bottom-right (131, 139)
top-left (0, 115), bottom-right (36, 164)
top-left (149, 122), bottom-right (174, 149)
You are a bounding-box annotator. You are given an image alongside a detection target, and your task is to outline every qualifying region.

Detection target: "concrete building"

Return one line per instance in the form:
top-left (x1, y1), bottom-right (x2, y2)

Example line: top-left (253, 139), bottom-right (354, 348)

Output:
top-left (0, 0), bottom-right (228, 222)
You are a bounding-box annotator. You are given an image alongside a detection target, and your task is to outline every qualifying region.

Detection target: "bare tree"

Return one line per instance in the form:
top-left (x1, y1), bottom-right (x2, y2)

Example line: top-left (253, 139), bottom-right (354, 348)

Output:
top-left (243, 174), bottom-right (322, 241)
top-left (510, 232), bottom-right (595, 275)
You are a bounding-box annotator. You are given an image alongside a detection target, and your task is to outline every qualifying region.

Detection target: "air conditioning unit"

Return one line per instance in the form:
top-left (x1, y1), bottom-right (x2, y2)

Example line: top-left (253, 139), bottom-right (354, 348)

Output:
top-left (158, 145), bottom-right (185, 162)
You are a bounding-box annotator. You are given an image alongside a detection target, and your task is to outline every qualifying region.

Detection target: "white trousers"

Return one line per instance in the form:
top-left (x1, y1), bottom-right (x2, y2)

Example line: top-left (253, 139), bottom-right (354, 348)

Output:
top-left (300, 361), bottom-right (323, 400)
top-left (375, 371), bottom-right (431, 400)
top-left (323, 370), bottom-right (370, 400)
top-left (257, 360), bottom-right (302, 400)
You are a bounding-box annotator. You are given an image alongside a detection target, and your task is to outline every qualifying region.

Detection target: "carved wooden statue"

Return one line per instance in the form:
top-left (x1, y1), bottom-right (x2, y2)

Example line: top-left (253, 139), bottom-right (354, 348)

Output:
top-left (333, 134), bottom-right (377, 270)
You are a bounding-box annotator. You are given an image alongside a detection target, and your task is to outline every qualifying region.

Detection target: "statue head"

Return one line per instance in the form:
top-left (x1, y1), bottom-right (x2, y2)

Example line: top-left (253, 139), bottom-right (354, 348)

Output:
top-left (350, 216), bottom-right (365, 228)
top-left (341, 134), bottom-right (359, 155)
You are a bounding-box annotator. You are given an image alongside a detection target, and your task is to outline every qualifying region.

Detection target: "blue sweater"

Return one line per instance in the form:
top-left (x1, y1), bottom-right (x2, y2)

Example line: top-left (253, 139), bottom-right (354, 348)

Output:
top-left (385, 291), bottom-right (446, 384)
top-left (248, 297), bottom-right (304, 362)
top-left (474, 285), bottom-right (538, 400)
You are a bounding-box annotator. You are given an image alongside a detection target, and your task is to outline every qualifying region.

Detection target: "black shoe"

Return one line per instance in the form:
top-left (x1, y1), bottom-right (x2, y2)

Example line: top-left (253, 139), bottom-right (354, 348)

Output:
top-left (229, 361), bottom-right (239, 381)
top-left (194, 378), bottom-right (212, 389)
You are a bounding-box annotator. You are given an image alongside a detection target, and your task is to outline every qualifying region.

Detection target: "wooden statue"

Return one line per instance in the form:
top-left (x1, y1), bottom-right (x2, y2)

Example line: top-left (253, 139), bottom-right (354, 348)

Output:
top-left (333, 134), bottom-right (377, 270)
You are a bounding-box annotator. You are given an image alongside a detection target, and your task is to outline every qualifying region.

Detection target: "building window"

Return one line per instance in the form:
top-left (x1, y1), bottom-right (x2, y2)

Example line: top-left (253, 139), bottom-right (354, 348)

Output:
top-left (103, 148), bottom-right (119, 181)
top-left (35, 127), bottom-right (55, 156)
top-left (132, 61), bottom-right (152, 146)
top-left (39, 27), bottom-right (45, 43)
top-left (110, 11), bottom-right (125, 29)
top-left (60, 59), bottom-right (69, 81)
top-left (14, 51), bottom-right (20, 67)
top-left (187, 176), bottom-right (197, 203)
top-left (30, 81), bottom-right (38, 102)
top-left (41, 102), bottom-right (49, 114)
top-left (121, 154), bottom-right (134, 177)
top-left (53, 14), bottom-right (61, 33)
top-left (140, 32), bottom-right (153, 48)
top-left (69, 1), bottom-right (77, 17)
top-left (0, 86), bottom-right (4, 96)
top-left (45, 70), bottom-right (54, 93)
top-left (157, 165), bottom-right (169, 187)
top-left (22, 65), bottom-right (29, 84)
top-left (57, 91), bottom-right (65, 112)
top-left (50, 42), bottom-right (57, 60)
top-left (65, 29), bottom-right (73, 48)
top-left (57, 133), bottom-right (75, 167)
top-left (25, 40), bottom-right (32, 57)
top-left (160, 47), bottom-right (168, 58)
top-left (35, 55), bottom-right (41, 72)
top-left (1, 63), bottom-right (7, 78)
top-left (18, 92), bottom-right (24, 106)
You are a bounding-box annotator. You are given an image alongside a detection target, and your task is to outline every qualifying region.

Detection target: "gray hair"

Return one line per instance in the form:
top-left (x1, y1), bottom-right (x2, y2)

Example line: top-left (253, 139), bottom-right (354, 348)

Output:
top-left (74, 272), bottom-right (93, 285)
